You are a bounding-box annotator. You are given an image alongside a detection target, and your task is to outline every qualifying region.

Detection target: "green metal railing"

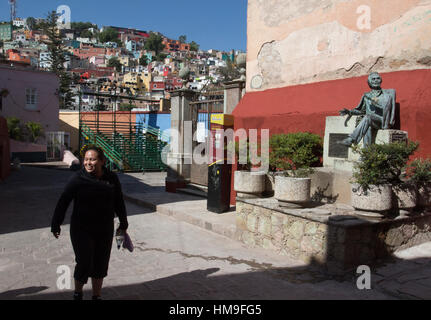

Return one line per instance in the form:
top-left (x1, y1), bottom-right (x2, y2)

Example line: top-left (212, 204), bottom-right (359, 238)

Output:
top-left (80, 120), bottom-right (167, 172)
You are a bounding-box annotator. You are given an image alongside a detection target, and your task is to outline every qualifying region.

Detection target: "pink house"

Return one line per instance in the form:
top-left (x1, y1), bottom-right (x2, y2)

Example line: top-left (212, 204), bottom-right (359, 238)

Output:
top-left (0, 63), bottom-right (59, 162)
top-left (89, 55), bottom-right (106, 67)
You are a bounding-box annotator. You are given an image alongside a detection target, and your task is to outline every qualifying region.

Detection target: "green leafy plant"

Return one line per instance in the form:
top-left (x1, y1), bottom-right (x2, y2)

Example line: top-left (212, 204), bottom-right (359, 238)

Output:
top-left (269, 132), bottom-right (322, 178)
top-left (407, 158), bottom-right (431, 186)
top-left (351, 140), bottom-right (419, 191)
top-left (25, 121), bottom-right (44, 143)
top-left (6, 117), bottom-right (22, 140)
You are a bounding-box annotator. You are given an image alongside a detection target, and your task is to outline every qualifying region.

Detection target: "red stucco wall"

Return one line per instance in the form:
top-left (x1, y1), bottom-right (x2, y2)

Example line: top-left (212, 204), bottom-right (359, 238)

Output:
top-left (230, 69), bottom-right (431, 205)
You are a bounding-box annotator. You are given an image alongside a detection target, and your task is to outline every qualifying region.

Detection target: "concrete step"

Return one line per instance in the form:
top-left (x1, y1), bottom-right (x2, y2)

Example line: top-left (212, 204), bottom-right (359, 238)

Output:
top-left (176, 187), bottom-right (207, 198)
top-left (177, 183), bottom-right (208, 198)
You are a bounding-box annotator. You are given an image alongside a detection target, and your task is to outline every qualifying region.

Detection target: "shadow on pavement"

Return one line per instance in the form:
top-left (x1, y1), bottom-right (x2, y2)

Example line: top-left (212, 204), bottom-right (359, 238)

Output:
top-left (1, 166), bottom-right (431, 300)
top-left (2, 252), bottom-right (431, 300)
top-left (0, 165), bottom-right (200, 235)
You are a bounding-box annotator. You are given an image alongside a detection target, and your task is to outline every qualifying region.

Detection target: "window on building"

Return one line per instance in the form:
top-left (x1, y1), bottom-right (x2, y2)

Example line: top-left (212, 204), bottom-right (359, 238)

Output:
top-left (25, 88), bottom-right (38, 110)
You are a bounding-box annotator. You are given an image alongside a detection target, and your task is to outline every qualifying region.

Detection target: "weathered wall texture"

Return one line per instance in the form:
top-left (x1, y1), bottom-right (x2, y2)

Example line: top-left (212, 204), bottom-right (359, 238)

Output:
top-left (247, 0), bottom-right (431, 91)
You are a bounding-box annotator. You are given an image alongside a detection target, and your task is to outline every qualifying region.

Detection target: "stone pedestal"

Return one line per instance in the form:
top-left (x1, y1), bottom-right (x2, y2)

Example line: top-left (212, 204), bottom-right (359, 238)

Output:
top-left (165, 89), bottom-right (197, 192)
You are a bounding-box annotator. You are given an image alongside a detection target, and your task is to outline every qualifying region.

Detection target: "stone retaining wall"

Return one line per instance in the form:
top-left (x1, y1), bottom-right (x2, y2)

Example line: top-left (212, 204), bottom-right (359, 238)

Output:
top-left (236, 198), bottom-right (431, 271)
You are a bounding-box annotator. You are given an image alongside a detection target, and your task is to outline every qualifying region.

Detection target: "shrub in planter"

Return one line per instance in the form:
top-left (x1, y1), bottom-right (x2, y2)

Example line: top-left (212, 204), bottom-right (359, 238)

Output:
top-left (408, 158), bottom-right (431, 207)
top-left (351, 141), bottom-right (419, 213)
top-left (269, 132), bottom-right (323, 204)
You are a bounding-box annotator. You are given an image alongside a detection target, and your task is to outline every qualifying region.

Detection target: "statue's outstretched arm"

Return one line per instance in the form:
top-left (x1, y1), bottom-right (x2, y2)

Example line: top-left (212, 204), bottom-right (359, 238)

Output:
top-left (351, 95), bottom-right (366, 115)
top-left (340, 95), bottom-right (365, 116)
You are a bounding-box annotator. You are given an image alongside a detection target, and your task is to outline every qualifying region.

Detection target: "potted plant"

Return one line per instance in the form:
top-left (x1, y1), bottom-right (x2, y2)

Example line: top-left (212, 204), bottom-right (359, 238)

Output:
top-left (408, 158), bottom-right (431, 208)
top-left (351, 141), bottom-right (419, 213)
top-left (233, 139), bottom-right (266, 198)
top-left (269, 132), bottom-right (322, 205)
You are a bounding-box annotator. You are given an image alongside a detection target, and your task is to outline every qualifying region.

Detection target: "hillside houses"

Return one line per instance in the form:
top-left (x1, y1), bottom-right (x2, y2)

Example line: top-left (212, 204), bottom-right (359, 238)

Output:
top-left (0, 20), bottom-right (244, 112)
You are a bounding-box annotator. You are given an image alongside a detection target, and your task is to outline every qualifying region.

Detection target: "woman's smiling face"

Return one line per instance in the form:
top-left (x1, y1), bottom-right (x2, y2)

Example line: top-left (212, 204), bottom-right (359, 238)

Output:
top-left (84, 150), bottom-right (104, 176)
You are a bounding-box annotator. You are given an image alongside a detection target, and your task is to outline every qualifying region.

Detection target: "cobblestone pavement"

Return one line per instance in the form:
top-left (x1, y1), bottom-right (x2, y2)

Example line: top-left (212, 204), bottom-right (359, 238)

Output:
top-left (0, 166), bottom-right (431, 300)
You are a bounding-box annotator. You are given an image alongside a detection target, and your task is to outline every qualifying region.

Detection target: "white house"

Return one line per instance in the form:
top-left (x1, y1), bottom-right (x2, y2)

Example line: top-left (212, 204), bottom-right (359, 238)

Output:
top-left (12, 18), bottom-right (25, 28)
top-left (39, 51), bottom-right (52, 69)
top-left (14, 33), bottom-right (26, 43)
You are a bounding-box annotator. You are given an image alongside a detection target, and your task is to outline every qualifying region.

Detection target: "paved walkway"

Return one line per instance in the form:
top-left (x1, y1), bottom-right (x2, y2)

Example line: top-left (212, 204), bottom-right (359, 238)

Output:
top-left (0, 164), bottom-right (431, 300)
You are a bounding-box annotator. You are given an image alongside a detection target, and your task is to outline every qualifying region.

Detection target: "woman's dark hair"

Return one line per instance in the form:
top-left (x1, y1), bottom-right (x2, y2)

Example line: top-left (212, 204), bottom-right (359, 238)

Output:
top-left (82, 144), bottom-right (106, 163)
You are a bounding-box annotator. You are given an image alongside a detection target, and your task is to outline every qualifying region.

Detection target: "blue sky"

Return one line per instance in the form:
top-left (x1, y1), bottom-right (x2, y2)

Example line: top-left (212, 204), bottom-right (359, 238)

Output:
top-left (0, 0), bottom-right (247, 52)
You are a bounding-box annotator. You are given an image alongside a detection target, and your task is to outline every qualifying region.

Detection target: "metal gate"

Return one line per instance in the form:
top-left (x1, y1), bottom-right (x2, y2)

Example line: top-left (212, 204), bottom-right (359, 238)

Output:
top-left (189, 90), bottom-right (224, 186)
top-left (46, 131), bottom-right (70, 161)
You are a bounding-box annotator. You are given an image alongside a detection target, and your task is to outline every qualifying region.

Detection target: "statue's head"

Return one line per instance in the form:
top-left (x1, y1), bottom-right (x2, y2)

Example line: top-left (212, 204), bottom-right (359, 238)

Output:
top-left (367, 72), bottom-right (382, 89)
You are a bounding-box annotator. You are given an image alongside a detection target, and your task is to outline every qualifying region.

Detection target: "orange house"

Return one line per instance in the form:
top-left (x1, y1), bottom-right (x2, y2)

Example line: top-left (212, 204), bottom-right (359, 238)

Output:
top-left (162, 38), bottom-right (190, 53)
top-left (7, 50), bottom-right (31, 65)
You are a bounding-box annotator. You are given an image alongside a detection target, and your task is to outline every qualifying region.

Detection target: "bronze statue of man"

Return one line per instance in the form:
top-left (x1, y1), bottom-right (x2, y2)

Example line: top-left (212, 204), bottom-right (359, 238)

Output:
top-left (339, 72), bottom-right (396, 147)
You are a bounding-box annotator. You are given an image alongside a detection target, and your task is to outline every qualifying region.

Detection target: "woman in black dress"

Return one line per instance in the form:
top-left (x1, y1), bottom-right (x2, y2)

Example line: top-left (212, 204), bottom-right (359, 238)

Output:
top-left (51, 145), bottom-right (129, 300)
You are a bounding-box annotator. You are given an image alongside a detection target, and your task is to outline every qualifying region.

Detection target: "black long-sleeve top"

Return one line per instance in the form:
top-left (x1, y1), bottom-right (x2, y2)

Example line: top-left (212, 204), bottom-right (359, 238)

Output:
top-left (51, 167), bottom-right (129, 234)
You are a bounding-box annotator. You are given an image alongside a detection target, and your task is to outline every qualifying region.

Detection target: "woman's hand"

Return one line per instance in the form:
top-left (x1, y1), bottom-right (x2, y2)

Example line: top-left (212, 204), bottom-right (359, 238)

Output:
top-left (53, 230), bottom-right (61, 239)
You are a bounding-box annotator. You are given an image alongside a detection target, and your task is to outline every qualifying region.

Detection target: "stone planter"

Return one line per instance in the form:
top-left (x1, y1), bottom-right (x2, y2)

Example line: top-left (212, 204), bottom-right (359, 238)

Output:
top-left (234, 170), bottom-right (266, 198)
top-left (418, 183), bottom-right (431, 208)
top-left (392, 184), bottom-right (417, 211)
top-left (351, 183), bottom-right (393, 212)
top-left (274, 176), bottom-right (311, 204)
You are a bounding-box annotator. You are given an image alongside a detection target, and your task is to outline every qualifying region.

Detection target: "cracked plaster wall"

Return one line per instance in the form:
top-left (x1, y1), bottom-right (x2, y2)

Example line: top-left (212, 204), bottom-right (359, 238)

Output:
top-left (247, 0), bottom-right (431, 91)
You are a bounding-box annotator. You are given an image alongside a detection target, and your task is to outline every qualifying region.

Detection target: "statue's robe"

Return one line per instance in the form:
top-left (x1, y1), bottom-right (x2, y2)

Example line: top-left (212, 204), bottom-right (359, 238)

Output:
top-left (349, 89), bottom-right (396, 146)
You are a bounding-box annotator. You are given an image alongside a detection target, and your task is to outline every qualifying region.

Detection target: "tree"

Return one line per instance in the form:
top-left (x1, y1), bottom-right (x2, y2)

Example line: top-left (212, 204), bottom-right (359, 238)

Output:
top-left (144, 33), bottom-right (165, 55)
top-left (155, 53), bottom-right (168, 62)
top-left (80, 29), bottom-right (93, 39)
top-left (179, 35), bottom-right (187, 43)
top-left (189, 41), bottom-right (199, 52)
top-left (107, 57), bottom-right (122, 72)
top-left (139, 55), bottom-right (148, 66)
top-left (217, 57), bottom-right (240, 82)
top-left (26, 17), bottom-right (36, 30)
top-left (71, 22), bottom-right (97, 33)
top-left (98, 27), bottom-right (120, 45)
top-left (41, 11), bottom-right (74, 109)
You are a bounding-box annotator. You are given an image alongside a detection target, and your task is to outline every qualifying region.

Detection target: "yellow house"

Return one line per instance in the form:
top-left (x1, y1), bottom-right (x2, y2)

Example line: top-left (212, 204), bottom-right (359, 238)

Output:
top-left (140, 71), bottom-right (152, 92)
top-left (123, 72), bottom-right (145, 95)
top-left (118, 55), bottom-right (130, 67)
